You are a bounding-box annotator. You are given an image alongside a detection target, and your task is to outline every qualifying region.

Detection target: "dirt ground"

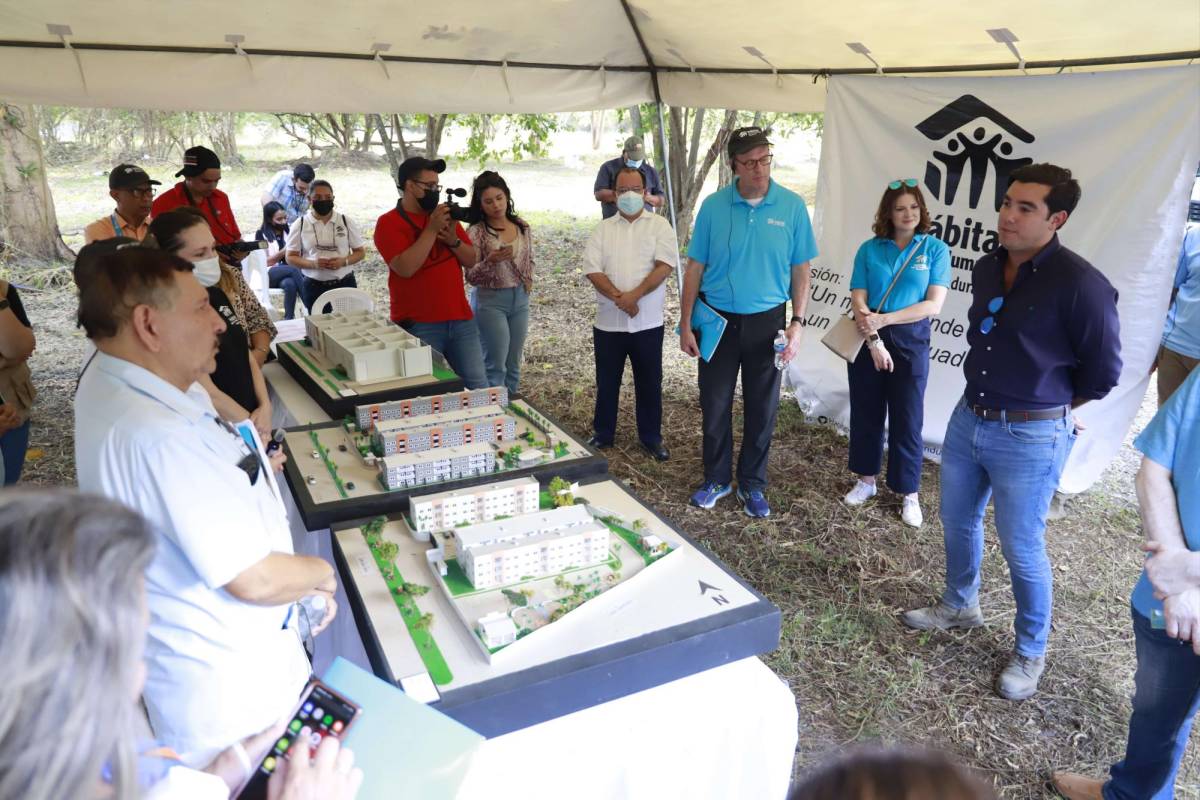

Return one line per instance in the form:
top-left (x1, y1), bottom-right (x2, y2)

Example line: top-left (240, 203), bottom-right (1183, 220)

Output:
top-left (11, 156), bottom-right (1196, 798)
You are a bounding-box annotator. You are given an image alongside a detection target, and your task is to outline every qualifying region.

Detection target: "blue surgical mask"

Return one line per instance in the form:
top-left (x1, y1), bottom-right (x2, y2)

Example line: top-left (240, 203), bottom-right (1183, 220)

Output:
top-left (616, 191), bottom-right (644, 216)
top-left (625, 159), bottom-right (643, 169)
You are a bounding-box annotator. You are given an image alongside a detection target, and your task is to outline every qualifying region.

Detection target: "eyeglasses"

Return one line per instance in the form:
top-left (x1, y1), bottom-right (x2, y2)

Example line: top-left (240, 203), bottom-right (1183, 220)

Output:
top-left (128, 187), bottom-right (156, 198)
top-left (888, 178), bottom-right (919, 190)
top-left (735, 154), bottom-right (773, 169)
top-left (979, 296), bottom-right (1004, 334)
top-left (409, 179), bottom-right (441, 193)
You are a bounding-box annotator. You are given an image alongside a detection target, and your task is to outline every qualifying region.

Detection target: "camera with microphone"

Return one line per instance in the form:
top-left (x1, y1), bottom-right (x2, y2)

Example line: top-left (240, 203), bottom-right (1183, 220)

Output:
top-left (445, 187), bottom-right (470, 222)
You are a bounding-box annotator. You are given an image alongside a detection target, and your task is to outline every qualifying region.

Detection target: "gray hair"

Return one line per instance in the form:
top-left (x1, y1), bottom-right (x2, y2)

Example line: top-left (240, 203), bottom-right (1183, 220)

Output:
top-left (0, 489), bottom-right (156, 800)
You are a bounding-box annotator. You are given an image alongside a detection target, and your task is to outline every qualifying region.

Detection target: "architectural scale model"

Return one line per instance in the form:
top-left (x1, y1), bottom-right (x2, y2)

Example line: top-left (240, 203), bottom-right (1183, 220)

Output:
top-left (356, 386), bottom-right (509, 430)
top-left (305, 310), bottom-right (433, 384)
top-left (370, 404), bottom-right (516, 456)
top-left (408, 477), bottom-right (541, 535)
top-left (380, 442), bottom-right (498, 490)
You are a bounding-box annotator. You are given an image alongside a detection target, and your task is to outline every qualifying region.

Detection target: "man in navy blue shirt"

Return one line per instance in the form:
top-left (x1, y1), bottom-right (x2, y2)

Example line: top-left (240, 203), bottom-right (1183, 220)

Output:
top-left (902, 163), bottom-right (1121, 701)
top-left (593, 137), bottom-right (664, 220)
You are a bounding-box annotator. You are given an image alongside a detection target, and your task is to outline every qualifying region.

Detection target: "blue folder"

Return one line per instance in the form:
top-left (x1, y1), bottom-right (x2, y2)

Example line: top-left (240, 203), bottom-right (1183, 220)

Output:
top-left (688, 299), bottom-right (728, 362)
top-left (321, 658), bottom-right (483, 799)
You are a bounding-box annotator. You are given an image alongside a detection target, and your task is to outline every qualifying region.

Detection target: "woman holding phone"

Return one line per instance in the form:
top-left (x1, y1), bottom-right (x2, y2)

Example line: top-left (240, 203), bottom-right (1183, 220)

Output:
top-left (466, 171), bottom-right (534, 396)
top-left (842, 179), bottom-right (950, 528)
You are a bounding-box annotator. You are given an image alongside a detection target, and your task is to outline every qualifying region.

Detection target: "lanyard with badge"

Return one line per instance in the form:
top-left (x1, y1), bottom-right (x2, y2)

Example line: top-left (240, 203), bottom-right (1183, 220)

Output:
top-left (110, 214), bottom-right (125, 238)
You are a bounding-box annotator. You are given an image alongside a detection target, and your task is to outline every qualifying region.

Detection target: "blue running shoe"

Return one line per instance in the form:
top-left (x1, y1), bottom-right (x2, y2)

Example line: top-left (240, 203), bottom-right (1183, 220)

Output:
top-left (690, 481), bottom-right (732, 509)
top-left (737, 488), bottom-right (770, 518)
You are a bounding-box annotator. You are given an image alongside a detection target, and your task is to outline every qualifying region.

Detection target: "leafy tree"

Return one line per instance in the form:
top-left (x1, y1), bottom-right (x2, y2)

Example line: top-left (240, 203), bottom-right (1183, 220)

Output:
top-left (502, 589), bottom-right (528, 607)
top-left (1, 103), bottom-right (72, 264)
top-left (548, 477), bottom-right (574, 507)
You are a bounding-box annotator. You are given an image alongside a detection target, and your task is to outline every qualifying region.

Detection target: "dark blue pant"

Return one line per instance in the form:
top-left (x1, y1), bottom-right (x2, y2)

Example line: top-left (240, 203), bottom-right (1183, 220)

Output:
top-left (697, 302), bottom-right (785, 492)
top-left (268, 264), bottom-right (304, 319)
top-left (1104, 606), bottom-right (1200, 799)
top-left (301, 272), bottom-right (358, 315)
top-left (592, 325), bottom-right (663, 446)
top-left (0, 419), bottom-right (30, 485)
top-left (846, 319), bottom-right (930, 495)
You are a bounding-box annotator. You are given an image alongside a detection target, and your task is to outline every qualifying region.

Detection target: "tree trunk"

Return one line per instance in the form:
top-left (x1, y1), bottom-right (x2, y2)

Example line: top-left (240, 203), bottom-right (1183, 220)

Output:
top-left (665, 106), bottom-right (737, 248)
top-left (425, 114), bottom-right (449, 159)
top-left (591, 109), bottom-right (604, 150)
top-left (0, 103), bottom-right (72, 264)
top-left (628, 105), bottom-right (643, 137)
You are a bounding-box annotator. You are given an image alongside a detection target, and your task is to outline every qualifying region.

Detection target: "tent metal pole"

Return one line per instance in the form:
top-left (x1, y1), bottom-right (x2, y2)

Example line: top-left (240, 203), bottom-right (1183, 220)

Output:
top-left (655, 101), bottom-right (683, 294)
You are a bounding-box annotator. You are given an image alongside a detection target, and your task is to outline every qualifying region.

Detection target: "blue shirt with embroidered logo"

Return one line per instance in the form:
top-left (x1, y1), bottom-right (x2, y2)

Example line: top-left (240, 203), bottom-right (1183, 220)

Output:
top-left (850, 234), bottom-right (951, 312)
top-left (963, 234), bottom-right (1121, 410)
top-left (1131, 366), bottom-right (1200, 620)
top-left (687, 178), bottom-right (818, 315)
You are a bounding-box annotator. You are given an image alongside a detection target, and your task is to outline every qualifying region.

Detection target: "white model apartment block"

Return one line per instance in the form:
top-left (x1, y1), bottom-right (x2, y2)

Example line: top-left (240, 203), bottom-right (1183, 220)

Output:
top-left (371, 404), bottom-right (517, 456)
top-left (380, 442), bottom-right (497, 490)
top-left (304, 310), bottom-right (433, 384)
top-left (453, 505), bottom-right (610, 590)
top-left (409, 476), bottom-right (541, 533)
top-left (476, 611), bottom-right (518, 649)
top-left (355, 386), bottom-right (510, 430)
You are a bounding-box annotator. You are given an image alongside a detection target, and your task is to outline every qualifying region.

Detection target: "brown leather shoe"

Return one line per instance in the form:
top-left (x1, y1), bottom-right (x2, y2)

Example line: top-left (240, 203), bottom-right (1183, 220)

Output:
top-left (1051, 772), bottom-right (1104, 800)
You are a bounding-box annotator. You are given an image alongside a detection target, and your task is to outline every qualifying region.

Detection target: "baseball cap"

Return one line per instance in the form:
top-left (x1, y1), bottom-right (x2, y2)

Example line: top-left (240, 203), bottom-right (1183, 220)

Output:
top-left (108, 164), bottom-right (160, 190)
top-left (622, 137), bottom-right (646, 161)
top-left (728, 126), bottom-right (772, 159)
top-left (396, 156), bottom-right (447, 187)
top-left (175, 145), bottom-right (222, 178)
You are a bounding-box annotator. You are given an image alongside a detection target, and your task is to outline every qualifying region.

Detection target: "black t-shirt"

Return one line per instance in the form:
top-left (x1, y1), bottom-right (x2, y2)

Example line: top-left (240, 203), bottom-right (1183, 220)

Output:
top-left (207, 286), bottom-right (258, 412)
top-left (256, 225), bottom-right (289, 265)
top-left (6, 284), bottom-right (30, 329)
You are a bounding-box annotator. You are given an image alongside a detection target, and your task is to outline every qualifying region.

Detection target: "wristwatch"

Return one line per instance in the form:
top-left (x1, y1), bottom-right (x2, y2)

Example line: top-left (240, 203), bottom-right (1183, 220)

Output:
top-left (0, 299), bottom-right (9, 313)
top-left (789, 315), bottom-right (804, 326)
top-left (448, 239), bottom-right (461, 249)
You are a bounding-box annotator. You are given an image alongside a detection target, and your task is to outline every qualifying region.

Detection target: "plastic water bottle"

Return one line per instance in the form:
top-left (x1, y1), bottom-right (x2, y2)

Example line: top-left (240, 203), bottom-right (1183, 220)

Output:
top-left (297, 594), bottom-right (328, 643)
top-left (772, 330), bottom-right (788, 371)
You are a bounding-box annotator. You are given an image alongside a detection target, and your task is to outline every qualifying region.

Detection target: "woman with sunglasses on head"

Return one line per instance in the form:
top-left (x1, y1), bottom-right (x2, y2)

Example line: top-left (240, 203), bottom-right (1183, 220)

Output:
top-left (842, 178), bottom-right (950, 528)
top-left (466, 171), bottom-right (534, 396)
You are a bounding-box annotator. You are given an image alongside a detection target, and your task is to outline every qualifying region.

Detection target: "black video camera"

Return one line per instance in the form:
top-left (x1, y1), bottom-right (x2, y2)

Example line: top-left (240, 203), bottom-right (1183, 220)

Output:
top-left (445, 187), bottom-right (470, 222)
top-left (215, 239), bottom-right (269, 261)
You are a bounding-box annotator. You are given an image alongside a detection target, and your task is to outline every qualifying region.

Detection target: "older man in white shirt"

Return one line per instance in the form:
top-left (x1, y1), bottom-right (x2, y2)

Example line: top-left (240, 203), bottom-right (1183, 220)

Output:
top-left (285, 179), bottom-right (366, 314)
top-left (583, 167), bottom-right (678, 461)
top-left (74, 247), bottom-right (337, 762)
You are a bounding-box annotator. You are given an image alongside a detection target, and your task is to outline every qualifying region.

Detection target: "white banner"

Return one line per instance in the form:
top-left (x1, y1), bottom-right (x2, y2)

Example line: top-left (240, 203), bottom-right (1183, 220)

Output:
top-left (787, 65), bottom-right (1200, 493)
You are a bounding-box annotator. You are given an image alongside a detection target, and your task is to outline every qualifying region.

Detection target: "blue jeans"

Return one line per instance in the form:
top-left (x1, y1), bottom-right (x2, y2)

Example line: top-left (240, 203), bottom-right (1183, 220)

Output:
top-left (471, 286), bottom-right (530, 395)
top-left (0, 419), bottom-right (31, 485)
top-left (268, 264), bottom-right (304, 319)
top-left (1105, 607), bottom-right (1200, 799)
top-left (400, 319), bottom-right (489, 390)
top-left (301, 272), bottom-right (357, 315)
top-left (939, 399), bottom-right (1076, 657)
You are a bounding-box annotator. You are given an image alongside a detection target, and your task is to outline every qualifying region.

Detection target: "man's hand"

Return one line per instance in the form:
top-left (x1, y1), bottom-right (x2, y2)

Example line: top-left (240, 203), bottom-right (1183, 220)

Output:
top-left (1162, 588), bottom-right (1200, 654)
top-left (680, 328), bottom-right (700, 358)
top-left (269, 449), bottom-right (287, 473)
top-left (426, 203), bottom-right (451, 234)
top-left (267, 728), bottom-right (362, 800)
top-left (780, 321), bottom-right (804, 364)
top-left (1145, 541), bottom-right (1200, 598)
top-left (249, 402), bottom-right (272, 442)
top-left (309, 594), bottom-right (339, 637)
top-left (615, 290), bottom-right (640, 317)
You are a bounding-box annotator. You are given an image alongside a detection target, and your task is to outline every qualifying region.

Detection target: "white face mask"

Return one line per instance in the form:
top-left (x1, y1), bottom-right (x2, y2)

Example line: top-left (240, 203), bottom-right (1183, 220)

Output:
top-left (192, 256), bottom-right (221, 288)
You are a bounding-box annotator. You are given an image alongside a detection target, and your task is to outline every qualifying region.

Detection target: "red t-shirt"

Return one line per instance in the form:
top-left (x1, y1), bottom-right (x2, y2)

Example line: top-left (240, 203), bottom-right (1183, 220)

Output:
top-left (374, 208), bottom-right (473, 324)
top-left (151, 182), bottom-right (242, 245)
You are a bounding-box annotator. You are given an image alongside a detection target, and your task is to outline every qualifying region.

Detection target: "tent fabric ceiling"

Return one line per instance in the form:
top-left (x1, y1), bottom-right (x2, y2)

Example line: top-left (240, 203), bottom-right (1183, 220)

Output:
top-left (0, 0), bottom-right (1196, 112)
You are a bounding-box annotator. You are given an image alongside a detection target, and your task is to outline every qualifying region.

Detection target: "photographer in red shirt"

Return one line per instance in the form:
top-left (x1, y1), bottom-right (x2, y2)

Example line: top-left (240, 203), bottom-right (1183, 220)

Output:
top-left (374, 157), bottom-right (487, 389)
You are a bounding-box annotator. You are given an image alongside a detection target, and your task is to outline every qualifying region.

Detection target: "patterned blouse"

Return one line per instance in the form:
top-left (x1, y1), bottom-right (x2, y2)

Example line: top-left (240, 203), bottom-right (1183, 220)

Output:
top-left (467, 222), bottom-right (534, 290)
top-left (224, 266), bottom-right (277, 342)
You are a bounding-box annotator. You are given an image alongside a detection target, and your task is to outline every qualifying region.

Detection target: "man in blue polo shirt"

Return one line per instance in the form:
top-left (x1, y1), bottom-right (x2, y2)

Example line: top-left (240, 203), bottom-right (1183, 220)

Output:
top-left (1052, 367), bottom-right (1200, 799)
top-left (679, 126), bottom-right (818, 518)
top-left (902, 163), bottom-right (1122, 701)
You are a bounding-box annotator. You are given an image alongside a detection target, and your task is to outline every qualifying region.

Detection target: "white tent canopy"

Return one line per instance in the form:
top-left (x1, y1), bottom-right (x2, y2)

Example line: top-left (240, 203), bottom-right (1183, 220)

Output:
top-left (1, 1), bottom-right (1197, 113)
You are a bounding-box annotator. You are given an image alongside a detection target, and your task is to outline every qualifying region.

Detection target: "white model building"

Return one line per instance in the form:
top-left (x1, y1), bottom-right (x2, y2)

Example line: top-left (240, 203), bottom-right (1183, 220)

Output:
top-left (380, 442), bottom-right (497, 490)
top-left (639, 533), bottom-right (668, 556)
top-left (371, 404), bottom-right (516, 456)
top-left (305, 310), bottom-right (433, 384)
top-left (409, 476), bottom-right (540, 534)
top-left (476, 611), bottom-right (518, 649)
top-left (453, 505), bottom-right (609, 590)
top-left (356, 386), bottom-right (510, 430)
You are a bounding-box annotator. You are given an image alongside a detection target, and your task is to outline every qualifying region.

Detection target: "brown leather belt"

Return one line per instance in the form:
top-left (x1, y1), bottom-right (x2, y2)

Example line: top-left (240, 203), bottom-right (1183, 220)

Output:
top-left (968, 404), bottom-right (1069, 422)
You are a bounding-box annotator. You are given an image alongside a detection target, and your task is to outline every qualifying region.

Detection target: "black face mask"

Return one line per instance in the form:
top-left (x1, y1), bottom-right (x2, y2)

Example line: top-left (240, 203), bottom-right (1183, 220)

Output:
top-left (416, 189), bottom-right (440, 213)
top-left (312, 199), bottom-right (334, 216)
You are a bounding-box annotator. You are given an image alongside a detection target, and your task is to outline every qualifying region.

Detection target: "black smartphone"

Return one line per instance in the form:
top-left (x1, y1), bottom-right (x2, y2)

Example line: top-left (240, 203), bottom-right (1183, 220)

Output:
top-left (236, 680), bottom-right (362, 799)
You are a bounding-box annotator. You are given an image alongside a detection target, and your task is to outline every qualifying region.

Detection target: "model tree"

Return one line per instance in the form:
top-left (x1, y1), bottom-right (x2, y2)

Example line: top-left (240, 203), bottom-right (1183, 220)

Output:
top-left (376, 540), bottom-right (399, 564)
top-left (631, 518), bottom-right (647, 532)
top-left (548, 476), bottom-right (573, 507)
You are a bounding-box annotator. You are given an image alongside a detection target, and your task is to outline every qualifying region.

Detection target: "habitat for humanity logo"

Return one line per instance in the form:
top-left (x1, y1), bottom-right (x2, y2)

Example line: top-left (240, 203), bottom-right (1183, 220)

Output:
top-left (915, 95), bottom-right (1034, 212)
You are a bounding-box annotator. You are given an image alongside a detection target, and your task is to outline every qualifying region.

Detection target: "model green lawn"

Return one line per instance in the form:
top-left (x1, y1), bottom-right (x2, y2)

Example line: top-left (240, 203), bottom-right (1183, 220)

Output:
top-left (360, 517), bottom-right (453, 685)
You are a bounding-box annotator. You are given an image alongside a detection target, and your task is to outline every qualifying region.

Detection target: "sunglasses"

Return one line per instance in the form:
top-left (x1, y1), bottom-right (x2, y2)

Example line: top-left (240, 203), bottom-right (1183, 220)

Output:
top-left (888, 178), bottom-right (919, 190)
top-left (980, 296), bottom-right (1004, 335)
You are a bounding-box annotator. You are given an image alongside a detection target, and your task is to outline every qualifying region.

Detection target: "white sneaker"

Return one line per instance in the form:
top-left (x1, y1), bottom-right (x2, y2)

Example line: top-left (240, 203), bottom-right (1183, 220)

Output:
top-left (843, 480), bottom-right (877, 506)
top-left (901, 496), bottom-right (923, 528)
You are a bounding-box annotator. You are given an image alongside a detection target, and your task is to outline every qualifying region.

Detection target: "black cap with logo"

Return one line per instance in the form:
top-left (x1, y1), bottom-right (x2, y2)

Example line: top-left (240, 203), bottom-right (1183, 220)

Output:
top-left (396, 156), bottom-right (446, 189)
top-left (727, 126), bottom-right (772, 159)
top-left (175, 145), bottom-right (222, 178)
top-left (108, 164), bottom-right (160, 191)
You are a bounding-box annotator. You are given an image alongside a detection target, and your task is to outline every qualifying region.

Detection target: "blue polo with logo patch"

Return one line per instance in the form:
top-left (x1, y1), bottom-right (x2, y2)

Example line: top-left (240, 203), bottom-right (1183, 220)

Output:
top-left (849, 234), bottom-right (951, 313)
top-left (687, 178), bottom-right (818, 314)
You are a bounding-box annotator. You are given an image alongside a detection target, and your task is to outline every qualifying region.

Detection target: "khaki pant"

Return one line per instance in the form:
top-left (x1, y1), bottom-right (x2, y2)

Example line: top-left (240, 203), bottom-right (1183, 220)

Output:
top-left (1156, 345), bottom-right (1200, 406)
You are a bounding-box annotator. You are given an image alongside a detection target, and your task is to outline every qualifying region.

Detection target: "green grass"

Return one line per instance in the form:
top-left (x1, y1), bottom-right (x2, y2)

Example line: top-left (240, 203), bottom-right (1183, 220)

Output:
top-left (361, 527), bottom-right (453, 685)
top-left (309, 431), bottom-right (348, 499)
top-left (600, 518), bottom-right (662, 567)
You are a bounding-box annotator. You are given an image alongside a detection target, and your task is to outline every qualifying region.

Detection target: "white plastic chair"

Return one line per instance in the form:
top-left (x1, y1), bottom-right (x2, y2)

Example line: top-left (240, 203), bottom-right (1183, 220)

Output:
top-left (242, 249), bottom-right (284, 321)
top-left (311, 287), bottom-right (375, 315)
